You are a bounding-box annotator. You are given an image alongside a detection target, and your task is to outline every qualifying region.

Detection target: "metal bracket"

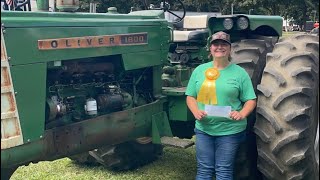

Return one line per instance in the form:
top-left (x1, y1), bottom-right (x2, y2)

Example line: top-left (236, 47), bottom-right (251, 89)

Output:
top-left (1, 23), bottom-right (5, 34)
top-left (151, 111), bottom-right (173, 144)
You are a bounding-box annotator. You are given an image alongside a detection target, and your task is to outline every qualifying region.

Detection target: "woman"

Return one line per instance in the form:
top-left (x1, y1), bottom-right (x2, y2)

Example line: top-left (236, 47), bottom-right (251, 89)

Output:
top-left (185, 31), bottom-right (257, 180)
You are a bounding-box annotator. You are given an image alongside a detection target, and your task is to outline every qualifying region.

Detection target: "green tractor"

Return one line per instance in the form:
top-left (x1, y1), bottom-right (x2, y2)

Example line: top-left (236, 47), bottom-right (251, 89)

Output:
top-left (1, 0), bottom-right (178, 177)
top-left (163, 10), bottom-right (319, 180)
top-left (1, 0), bottom-right (318, 180)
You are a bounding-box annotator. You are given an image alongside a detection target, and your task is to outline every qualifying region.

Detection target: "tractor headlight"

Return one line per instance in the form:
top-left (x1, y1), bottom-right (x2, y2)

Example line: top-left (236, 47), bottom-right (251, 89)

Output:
top-left (223, 18), bottom-right (233, 30)
top-left (237, 17), bottom-right (249, 29)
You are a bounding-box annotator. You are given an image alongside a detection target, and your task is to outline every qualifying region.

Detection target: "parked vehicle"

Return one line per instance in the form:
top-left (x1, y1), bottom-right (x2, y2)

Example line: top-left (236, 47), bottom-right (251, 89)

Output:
top-left (292, 25), bottom-right (300, 31)
top-left (306, 21), bottom-right (315, 32)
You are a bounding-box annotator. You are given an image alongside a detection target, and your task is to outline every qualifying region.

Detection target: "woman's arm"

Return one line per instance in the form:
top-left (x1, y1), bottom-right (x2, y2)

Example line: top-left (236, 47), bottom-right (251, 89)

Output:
top-left (229, 99), bottom-right (256, 120)
top-left (186, 96), bottom-right (207, 120)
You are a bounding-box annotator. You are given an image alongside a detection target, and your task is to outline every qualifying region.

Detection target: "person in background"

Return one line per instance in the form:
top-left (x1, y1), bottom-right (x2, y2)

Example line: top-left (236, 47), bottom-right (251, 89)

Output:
top-left (185, 31), bottom-right (257, 180)
top-left (314, 21), bottom-right (319, 28)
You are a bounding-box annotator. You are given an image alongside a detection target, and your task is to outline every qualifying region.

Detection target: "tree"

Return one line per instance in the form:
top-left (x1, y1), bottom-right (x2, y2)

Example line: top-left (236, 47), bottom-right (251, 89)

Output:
top-left (279, 0), bottom-right (319, 30)
top-left (78, 0), bottom-right (146, 13)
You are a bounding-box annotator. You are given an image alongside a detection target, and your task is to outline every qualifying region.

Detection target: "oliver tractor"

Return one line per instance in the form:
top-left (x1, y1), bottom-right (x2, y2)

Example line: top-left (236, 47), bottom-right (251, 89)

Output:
top-left (1, 0), bottom-right (318, 180)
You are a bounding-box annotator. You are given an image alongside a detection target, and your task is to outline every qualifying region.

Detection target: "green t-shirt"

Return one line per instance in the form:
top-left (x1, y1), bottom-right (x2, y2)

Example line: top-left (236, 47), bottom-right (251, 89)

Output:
top-left (185, 61), bottom-right (256, 136)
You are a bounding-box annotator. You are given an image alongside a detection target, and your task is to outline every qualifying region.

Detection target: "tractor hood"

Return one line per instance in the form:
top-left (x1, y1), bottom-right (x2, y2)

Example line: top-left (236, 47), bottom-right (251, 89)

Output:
top-left (208, 14), bottom-right (283, 37)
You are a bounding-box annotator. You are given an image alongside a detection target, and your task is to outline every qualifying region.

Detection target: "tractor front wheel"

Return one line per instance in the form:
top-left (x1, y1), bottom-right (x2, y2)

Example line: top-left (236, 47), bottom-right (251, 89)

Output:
top-left (68, 151), bottom-right (99, 166)
top-left (89, 140), bottom-right (163, 171)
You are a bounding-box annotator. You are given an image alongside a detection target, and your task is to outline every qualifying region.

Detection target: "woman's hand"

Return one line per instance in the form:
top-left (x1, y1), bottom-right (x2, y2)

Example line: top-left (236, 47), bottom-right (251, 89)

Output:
top-left (229, 111), bottom-right (244, 120)
top-left (186, 96), bottom-right (207, 120)
top-left (193, 110), bottom-right (207, 120)
top-left (187, 96), bottom-right (255, 121)
top-left (230, 99), bottom-right (256, 120)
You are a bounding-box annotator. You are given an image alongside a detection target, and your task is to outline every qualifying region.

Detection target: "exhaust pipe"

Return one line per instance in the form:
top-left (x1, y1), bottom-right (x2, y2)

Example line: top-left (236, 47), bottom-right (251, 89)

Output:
top-left (36, 0), bottom-right (49, 11)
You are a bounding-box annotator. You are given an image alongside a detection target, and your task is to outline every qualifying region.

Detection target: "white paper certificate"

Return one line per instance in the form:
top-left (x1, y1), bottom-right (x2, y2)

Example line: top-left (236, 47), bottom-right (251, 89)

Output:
top-left (204, 105), bottom-right (231, 118)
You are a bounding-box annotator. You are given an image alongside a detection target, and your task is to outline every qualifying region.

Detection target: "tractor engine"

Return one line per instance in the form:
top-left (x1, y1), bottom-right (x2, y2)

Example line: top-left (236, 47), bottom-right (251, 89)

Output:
top-left (44, 57), bottom-right (150, 129)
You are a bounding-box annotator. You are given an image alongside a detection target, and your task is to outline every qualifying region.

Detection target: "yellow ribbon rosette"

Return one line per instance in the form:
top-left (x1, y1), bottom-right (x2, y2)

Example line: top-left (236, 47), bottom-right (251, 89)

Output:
top-left (197, 68), bottom-right (220, 105)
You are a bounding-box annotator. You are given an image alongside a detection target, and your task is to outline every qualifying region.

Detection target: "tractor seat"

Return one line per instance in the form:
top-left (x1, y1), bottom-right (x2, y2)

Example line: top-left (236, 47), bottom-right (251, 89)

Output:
top-left (173, 15), bottom-right (209, 42)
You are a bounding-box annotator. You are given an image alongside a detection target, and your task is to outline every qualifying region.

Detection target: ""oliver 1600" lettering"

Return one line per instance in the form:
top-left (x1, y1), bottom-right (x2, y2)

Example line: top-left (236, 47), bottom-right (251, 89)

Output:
top-left (123, 36), bottom-right (145, 43)
top-left (121, 34), bottom-right (147, 45)
top-left (38, 32), bottom-right (148, 50)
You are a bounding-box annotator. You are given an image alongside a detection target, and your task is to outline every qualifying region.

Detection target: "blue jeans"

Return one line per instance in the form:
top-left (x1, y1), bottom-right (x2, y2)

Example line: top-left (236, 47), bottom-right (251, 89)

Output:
top-left (194, 128), bottom-right (246, 180)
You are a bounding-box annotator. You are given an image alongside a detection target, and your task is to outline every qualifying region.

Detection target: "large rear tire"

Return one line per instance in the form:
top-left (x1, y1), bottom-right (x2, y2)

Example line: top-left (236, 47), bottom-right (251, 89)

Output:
top-left (231, 39), bottom-right (271, 91)
top-left (231, 39), bottom-right (271, 179)
top-left (254, 34), bottom-right (319, 179)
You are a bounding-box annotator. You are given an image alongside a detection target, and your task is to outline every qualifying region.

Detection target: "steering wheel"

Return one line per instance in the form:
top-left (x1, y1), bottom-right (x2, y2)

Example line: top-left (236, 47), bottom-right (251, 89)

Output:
top-left (143, 0), bottom-right (186, 24)
top-left (161, 0), bottom-right (186, 24)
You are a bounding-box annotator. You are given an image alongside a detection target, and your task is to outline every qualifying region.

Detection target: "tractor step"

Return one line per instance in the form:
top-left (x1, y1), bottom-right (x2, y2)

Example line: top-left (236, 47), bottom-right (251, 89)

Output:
top-left (161, 136), bottom-right (194, 149)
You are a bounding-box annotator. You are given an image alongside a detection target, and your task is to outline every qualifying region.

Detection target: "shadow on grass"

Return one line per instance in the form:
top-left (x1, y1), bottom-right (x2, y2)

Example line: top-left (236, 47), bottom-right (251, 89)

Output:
top-left (69, 146), bottom-right (197, 180)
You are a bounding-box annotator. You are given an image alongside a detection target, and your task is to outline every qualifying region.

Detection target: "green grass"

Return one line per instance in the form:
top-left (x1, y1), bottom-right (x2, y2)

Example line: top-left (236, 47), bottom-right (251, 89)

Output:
top-left (281, 31), bottom-right (299, 38)
top-left (11, 146), bottom-right (197, 180)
